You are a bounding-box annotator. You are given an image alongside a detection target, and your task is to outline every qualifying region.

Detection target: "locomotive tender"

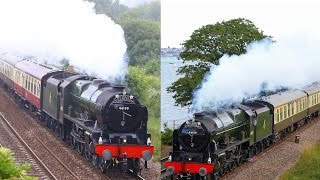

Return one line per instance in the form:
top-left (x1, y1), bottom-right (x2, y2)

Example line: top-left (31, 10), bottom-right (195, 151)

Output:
top-left (0, 55), bottom-right (154, 175)
top-left (165, 82), bottom-right (320, 179)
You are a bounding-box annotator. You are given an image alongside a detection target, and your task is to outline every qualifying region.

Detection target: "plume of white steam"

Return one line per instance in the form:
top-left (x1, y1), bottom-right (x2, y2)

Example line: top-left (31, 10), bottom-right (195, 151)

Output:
top-left (0, 0), bottom-right (127, 81)
top-left (192, 35), bottom-right (320, 112)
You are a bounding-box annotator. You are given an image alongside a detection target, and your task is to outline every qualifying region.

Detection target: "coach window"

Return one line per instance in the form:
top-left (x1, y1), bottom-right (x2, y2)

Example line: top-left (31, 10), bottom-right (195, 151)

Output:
top-left (279, 107), bottom-right (283, 121)
top-left (31, 78), bottom-right (34, 94)
top-left (284, 106), bottom-right (287, 119)
top-left (37, 83), bottom-right (40, 97)
top-left (305, 98), bottom-right (307, 109)
top-left (31, 79), bottom-right (33, 94)
top-left (29, 77), bottom-right (32, 92)
top-left (26, 76), bottom-right (28, 90)
top-left (288, 104), bottom-right (291, 117)
top-left (25, 76), bottom-right (27, 89)
top-left (28, 76), bottom-right (31, 91)
top-left (314, 95), bottom-right (316, 105)
top-left (313, 95), bottom-right (315, 106)
top-left (34, 81), bottom-right (36, 95)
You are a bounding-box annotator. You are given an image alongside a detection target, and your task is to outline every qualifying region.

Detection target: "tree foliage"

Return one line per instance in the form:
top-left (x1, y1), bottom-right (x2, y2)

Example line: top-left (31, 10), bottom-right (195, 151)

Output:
top-left (161, 122), bottom-right (173, 145)
top-left (86, 0), bottom-right (128, 20)
top-left (118, 16), bottom-right (160, 66)
top-left (0, 148), bottom-right (34, 180)
top-left (167, 18), bottom-right (269, 106)
top-left (128, 0), bottom-right (160, 21)
top-left (86, 0), bottom-right (160, 67)
top-left (127, 66), bottom-right (160, 117)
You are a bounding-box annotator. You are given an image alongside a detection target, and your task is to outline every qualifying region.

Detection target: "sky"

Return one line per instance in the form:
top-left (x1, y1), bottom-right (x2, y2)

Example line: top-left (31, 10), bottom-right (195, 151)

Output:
top-left (161, 0), bottom-right (320, 48)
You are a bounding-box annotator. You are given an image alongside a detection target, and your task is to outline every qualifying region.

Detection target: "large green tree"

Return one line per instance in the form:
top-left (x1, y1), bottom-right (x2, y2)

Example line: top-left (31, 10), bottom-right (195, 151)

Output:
top-left (118, 16), bottom-right (160, 66)
top-left (167, 18), bottom-right (269, 106)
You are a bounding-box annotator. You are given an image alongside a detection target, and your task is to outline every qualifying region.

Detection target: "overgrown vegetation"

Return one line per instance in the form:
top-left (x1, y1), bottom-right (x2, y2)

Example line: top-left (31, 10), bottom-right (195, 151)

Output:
top-left (280, 142), bottom-right (320, 180)
top-left (161, 123), bottom-right (173, 145)
top-left (127, 66), bottom-right (160, 160)
top-left (0, 148), bottom-right (34, 180)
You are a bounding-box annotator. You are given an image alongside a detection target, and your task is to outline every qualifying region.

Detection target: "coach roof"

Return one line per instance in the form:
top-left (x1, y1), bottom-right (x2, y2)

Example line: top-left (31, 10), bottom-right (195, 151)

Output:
top-left (15, 60), bottom-right (59, 79)
top-left (259, 89), bottom-right (307, 107)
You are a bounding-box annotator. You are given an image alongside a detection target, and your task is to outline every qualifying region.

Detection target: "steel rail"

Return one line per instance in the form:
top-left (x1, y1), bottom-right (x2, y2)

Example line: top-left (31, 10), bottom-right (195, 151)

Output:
top-left (0, 112), bottom-right (79, 180)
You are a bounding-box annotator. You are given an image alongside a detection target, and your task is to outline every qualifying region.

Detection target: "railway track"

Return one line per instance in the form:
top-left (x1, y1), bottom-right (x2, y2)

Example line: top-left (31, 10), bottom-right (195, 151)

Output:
top-left (129, 168), bottom-right (146, 180)
top-left (161, 156), bottom-right (170, 179)
top-left (0, 112), bottom-right (79, 180)
top-left (0, 112), bottom-right (58, 180)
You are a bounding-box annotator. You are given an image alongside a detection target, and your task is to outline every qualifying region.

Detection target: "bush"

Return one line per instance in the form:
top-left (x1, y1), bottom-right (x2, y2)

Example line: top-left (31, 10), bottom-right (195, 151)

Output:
top-left (127, 66), bottom-right (160, 161)
top-left (161, 122), bottom-right (173, 145)
top-left (0, 148), bottom-right (34, 180)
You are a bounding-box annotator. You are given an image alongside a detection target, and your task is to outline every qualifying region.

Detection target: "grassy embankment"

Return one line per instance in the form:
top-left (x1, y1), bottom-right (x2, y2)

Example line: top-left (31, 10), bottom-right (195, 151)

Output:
top-left (280, 142), bottom-right (320, 180)
top-left (128, 66), bottom-right (160, 161)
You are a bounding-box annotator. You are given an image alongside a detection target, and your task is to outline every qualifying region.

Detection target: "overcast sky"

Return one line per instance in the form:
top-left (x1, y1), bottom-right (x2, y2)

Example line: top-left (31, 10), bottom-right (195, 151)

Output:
top-left (162, 0), bottom-right (320, 48)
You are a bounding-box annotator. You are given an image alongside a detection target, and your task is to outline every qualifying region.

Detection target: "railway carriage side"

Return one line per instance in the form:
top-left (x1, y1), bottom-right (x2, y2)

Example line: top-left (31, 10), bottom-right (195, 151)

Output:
top-left (13, 60), bottom-right (58, 111)
top-left (13, 67), bottom-right (42, 110)
top-left (0, 58), bottom-right (16, 89)
top-left (303, 82), bottom-right (320, 116)
top-left (259, 90), bottom-right (309, 137)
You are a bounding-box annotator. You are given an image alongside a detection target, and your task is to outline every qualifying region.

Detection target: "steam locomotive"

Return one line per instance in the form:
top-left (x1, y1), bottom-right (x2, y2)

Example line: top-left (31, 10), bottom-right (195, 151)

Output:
top-left (165, 82), bottom-right (320, 179)
top-left (0, 55), bottom-right (154, 175)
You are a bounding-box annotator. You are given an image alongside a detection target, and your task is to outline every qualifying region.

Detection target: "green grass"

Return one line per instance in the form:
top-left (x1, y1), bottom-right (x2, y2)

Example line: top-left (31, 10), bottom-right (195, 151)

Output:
top-left (148, 116), bottom-right (161, 161)
top-left (280, 142), bottom-right (320, 180)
